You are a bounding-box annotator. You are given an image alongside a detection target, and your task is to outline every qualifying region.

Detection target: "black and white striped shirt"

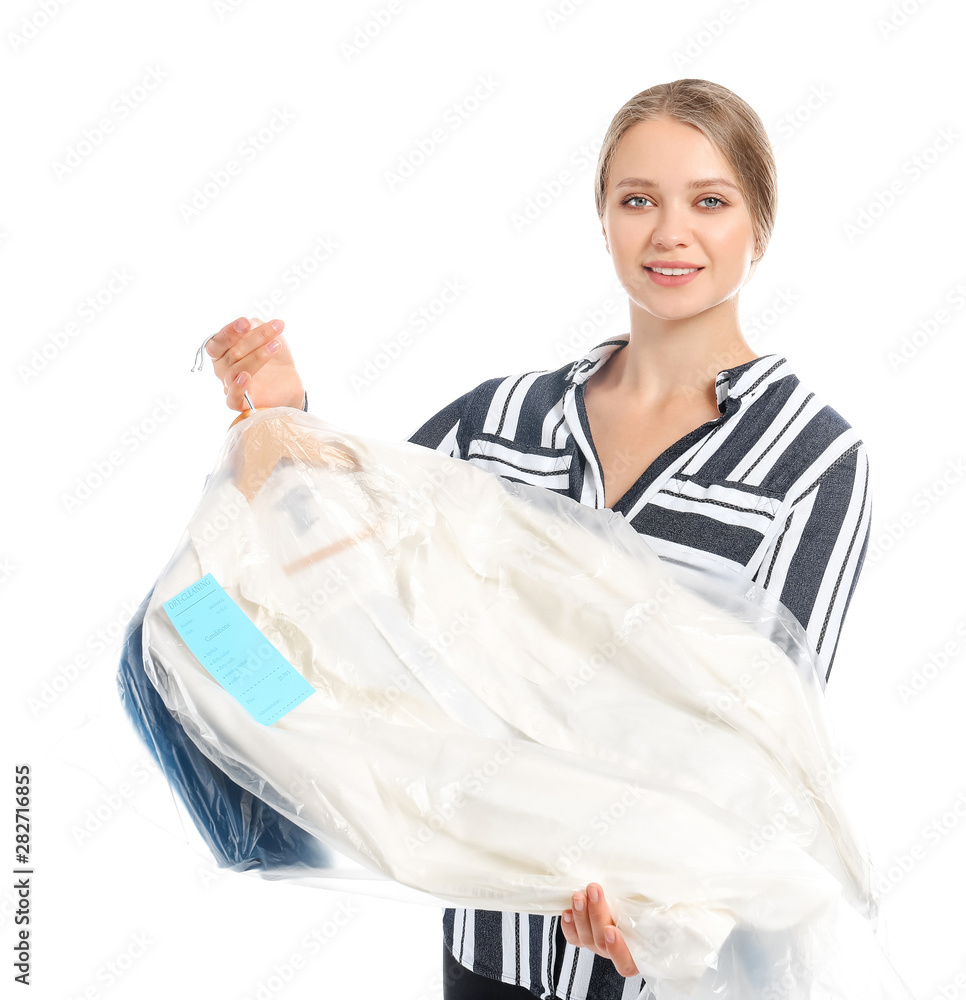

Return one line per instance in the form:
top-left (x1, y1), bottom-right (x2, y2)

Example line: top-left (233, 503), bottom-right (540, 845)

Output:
top-left (406, 333), bottom-right (872, 1000)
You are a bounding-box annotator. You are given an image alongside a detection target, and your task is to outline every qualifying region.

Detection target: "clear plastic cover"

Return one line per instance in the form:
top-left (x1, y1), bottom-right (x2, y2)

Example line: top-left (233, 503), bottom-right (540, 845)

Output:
top-left (119, 406), bottom-right (914, 999)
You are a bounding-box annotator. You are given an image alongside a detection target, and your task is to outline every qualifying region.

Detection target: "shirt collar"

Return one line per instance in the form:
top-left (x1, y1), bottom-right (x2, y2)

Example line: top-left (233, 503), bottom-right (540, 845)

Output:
top-left (565, 334), bottom-right (788, 414)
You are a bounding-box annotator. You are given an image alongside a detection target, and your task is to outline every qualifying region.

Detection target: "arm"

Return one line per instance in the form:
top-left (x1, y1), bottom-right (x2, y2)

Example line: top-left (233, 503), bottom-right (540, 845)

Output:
top-left (406, 385), bottom-right (477, 458)
top-left (752, 442), bottom-right (873, 683)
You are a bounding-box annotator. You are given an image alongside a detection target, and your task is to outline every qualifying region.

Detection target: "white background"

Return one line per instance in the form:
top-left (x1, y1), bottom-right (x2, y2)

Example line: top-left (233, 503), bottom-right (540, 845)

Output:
top-left (4, 1), bottom-right (964, 998)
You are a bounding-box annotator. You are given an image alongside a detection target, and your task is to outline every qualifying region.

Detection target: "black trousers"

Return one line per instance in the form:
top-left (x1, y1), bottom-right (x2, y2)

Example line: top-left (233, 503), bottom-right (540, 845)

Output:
top-left (442, 942), bottom-right (537, 999)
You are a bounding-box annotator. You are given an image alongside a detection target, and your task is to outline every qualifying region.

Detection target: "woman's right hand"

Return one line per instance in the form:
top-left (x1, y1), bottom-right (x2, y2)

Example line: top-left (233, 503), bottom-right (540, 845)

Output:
top-left (205, 316), bottom-right (306, 413)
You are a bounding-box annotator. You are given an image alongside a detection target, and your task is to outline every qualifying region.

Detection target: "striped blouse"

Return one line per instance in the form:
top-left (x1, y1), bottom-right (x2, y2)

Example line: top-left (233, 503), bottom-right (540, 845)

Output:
top-left (405, 333), bottom-right (872, 1000)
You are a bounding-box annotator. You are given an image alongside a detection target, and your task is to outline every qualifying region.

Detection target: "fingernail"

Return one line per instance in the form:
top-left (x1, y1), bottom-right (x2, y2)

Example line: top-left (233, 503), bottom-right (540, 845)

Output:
top-left (234, 372), bottom-right (249, 385)
top-left (604, 928), bottom-right (615, 945)
top-left (234, 318), bottom-right (249, 333)
top-left (266, 340), bottom-right (280, 353)
top-left (270, 319), bottom-right (284, 333)
top-left (588, 885), bottom-right (599, 904)
top-left (562, 913), bottom-right (572, 924)
top-left (573, 895), bottom-right (583, 912)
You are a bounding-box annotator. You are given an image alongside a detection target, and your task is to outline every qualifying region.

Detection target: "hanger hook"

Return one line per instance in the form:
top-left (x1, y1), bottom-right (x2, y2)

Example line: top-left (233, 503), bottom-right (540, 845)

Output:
top-left (191, 334), bottom-right (215, 372)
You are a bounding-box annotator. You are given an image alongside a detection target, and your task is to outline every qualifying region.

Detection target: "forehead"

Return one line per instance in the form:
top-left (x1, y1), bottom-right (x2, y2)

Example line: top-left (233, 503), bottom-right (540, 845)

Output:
top-left (610, 118), bottom-right (737, 186)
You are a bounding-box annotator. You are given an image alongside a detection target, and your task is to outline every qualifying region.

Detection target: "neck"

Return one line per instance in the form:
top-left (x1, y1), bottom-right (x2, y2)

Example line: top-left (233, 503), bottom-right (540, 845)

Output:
top-left (603, 299), bottom-right (758, 411)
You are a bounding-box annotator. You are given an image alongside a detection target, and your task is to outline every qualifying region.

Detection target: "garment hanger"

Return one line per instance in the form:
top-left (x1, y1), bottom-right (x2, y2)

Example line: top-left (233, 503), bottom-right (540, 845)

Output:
top-left (192, 333), bottom-right (378, 575)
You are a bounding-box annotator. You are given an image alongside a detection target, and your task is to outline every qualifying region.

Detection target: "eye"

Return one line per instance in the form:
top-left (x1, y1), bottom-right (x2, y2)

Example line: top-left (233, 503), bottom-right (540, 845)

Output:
top-left (699, 196), bottom-right (727, 210)
top-left (621, 195), bottom-right (651, 208)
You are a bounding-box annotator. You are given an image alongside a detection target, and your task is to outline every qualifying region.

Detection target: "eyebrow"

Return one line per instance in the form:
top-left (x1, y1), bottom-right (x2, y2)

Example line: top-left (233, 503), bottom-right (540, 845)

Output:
top-left (614, 177), bottom-right (740, 191)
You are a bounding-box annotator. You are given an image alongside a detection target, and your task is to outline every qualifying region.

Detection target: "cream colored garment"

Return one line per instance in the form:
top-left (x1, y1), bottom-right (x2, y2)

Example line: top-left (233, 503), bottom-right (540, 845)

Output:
top-left (142, 408), bottom-right (912, 1000)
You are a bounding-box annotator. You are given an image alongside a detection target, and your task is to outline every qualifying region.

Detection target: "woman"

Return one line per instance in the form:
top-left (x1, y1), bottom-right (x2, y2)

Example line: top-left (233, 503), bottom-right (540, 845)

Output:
top-left (202, 79), bottom-right (872, 1000)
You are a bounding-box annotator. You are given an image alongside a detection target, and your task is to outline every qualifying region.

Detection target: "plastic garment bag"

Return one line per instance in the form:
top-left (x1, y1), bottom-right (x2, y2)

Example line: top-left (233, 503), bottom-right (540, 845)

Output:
top-left (124, 406), bottom-right (914, 1000)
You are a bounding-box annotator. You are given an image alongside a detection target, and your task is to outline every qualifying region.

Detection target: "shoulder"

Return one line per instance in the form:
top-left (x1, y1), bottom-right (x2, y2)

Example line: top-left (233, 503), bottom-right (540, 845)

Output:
top-left (731, 356), bottom-right (870, 502)
top-left (406, 358), bottom-right (575, 452)
top-left (440, 358), bottom-right (578, 433)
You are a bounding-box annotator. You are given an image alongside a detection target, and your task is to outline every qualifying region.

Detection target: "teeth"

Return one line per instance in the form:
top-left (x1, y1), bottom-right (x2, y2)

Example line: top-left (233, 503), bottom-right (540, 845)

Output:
top-left (650, 267), bottom-right (699, 275)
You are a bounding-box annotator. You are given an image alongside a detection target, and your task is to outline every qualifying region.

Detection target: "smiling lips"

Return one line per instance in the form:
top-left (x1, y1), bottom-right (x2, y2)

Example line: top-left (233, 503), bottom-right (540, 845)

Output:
top-left (643, 261), bottom-right (704, 286)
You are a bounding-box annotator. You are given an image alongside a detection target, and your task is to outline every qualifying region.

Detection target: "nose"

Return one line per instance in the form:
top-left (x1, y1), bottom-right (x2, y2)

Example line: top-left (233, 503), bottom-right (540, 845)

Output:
top-left (650, 206), bottom-right (693, 250)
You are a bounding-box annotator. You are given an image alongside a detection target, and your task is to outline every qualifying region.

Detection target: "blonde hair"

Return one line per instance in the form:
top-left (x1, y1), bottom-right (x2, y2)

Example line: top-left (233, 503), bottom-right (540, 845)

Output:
top-left (594, 79), bottom-right (777, 260)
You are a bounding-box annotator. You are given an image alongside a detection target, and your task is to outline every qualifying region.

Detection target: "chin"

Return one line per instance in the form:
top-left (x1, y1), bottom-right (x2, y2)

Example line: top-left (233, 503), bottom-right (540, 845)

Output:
top-left (634, 298), bottom-right (713, 322)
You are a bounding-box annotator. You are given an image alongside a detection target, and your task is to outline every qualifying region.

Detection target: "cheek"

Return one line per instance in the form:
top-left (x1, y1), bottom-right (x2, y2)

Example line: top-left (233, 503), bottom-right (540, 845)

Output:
top-left (610, 228), bottom-right (647, 264)
top-left (709, 221), bottom-right (755, 259)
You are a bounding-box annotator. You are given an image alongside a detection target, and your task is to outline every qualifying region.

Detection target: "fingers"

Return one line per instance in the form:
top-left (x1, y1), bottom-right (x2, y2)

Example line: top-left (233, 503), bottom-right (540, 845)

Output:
top-left (205, 316), bottom-right (253, 365)
top-left (562, 884), bottom-right (639, 978)
top-left (226, 318), bottom-right (284, 369)
top-left (222, 332), bottom-right (291, 393)
top-left (601, 924), bottom-right (639, 978)
top-left (568, 889), bottom-right (595, 949)
top-left (222, 319), bottom-right (286, 375)
top-left (206, 317), bottom-right (286, 371)
top-left (585, 883), bottom-right (613, 954)
top-left (585, 884), bottom-right (639, 978)
top-left (224, 369), bottom-right (254, 413)
top-left (561, 908), bottom-right (578, 947)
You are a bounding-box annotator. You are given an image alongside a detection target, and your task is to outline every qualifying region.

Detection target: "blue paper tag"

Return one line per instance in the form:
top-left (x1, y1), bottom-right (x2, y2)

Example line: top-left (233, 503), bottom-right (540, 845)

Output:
top-left (162, 572), bottom-right (315, 726)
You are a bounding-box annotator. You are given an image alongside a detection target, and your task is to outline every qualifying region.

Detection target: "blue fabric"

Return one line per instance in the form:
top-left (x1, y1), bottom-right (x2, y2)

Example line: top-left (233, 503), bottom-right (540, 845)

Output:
top-left (115, 583), bottom-right (333, 872)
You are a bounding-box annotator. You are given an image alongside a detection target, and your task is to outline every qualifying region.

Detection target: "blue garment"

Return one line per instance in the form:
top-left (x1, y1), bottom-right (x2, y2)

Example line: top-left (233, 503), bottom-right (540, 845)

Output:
top-left (116, 584), bottom-right (333, 873)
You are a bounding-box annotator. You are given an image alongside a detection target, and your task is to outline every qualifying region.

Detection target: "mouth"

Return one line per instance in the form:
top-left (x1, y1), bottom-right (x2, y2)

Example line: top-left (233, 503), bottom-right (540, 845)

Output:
top-left (643, 265), bottom-right (704, 286)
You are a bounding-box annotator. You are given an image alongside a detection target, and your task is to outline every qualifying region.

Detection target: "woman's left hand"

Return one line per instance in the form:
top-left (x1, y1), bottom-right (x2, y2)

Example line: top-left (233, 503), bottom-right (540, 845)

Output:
top-left (561, 882), bottom-right (640, 977)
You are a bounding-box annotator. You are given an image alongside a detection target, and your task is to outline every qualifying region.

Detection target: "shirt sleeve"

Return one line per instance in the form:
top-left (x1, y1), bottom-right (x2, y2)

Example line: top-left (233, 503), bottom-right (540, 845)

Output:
top-left (750, 441), bottom-right (872, 683)
top-left (405, 386), bottom-right (477, 459)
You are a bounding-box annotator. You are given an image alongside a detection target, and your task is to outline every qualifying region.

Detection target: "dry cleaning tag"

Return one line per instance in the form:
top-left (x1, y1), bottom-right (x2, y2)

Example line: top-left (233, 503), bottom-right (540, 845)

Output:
top-left (162, 572), bottom-right (315, 725)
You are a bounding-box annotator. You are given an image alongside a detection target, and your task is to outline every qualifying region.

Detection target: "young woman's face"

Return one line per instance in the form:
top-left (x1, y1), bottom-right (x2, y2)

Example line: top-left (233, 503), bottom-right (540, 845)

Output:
top-left (600, 117), bottom-right (759, 323)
